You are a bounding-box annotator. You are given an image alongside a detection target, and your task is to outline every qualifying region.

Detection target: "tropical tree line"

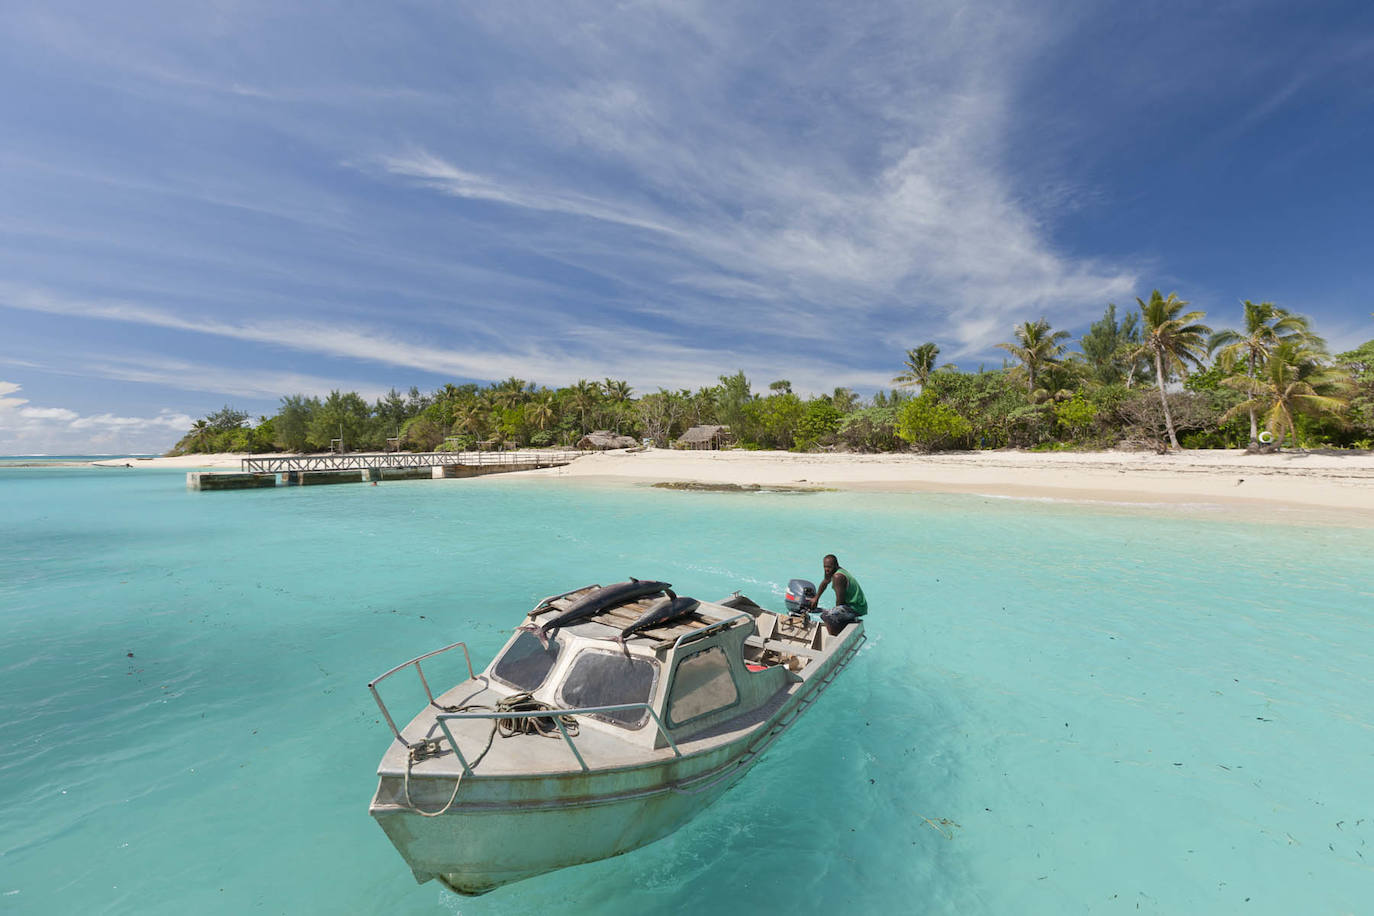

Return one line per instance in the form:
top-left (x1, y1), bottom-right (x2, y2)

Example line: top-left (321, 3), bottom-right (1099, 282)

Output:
top-left (170, 294), bottom-right (1374, 455)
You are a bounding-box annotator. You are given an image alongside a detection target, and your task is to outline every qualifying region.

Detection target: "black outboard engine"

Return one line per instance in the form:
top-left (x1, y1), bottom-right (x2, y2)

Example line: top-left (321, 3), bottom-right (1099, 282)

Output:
top-left (784, 579), bottom-right (816, 615)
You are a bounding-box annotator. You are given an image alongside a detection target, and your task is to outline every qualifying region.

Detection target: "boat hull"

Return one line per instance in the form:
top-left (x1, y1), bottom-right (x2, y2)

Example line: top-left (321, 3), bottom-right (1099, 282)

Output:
top-left (374, 763), bottom-right (744, 895)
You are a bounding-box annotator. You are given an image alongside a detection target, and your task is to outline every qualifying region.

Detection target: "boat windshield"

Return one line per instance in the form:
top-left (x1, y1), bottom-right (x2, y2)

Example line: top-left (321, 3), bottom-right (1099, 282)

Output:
top-left (491, 632), bottom-right (563, 691)
top-left (557, 649), bottom-right (658, 729)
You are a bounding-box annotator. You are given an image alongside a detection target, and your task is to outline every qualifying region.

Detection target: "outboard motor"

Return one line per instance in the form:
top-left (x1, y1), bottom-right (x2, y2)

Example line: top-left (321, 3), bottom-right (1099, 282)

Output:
top-left (784, 578), bottom-right (817, 615)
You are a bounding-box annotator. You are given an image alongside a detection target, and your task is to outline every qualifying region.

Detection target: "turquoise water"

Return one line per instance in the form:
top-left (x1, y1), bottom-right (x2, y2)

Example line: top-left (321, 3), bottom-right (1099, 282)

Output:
top-left (0, 456), bottom-right (157, 467)
top-left (1, 467), bottom-right (1371, 914)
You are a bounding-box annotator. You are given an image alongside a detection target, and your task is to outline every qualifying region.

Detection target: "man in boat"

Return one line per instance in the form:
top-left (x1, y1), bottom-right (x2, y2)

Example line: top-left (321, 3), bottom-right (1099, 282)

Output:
top-left (806, 554), bottom-right (867, 635)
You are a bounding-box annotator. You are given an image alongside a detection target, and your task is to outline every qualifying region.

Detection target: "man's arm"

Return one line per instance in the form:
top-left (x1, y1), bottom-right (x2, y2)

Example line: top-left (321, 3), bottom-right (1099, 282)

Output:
top-left (810, 575), bottom-right (831, 609)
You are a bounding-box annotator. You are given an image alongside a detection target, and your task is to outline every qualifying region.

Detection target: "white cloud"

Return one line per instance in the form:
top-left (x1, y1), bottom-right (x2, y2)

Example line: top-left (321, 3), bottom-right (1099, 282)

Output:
top-left (0, 380), bottom-right (191, 454)
top-left (0, 381), bottom-right (28, 410)
top-left (19, 406), bottom-right (79, 420)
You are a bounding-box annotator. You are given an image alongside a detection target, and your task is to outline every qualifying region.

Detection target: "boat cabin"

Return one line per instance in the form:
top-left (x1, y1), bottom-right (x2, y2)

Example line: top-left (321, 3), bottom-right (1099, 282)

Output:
top-left (487, 586), bottom-right (830, 750)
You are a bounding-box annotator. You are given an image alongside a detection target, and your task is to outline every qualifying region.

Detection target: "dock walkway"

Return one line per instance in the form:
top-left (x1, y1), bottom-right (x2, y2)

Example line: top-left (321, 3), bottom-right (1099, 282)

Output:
top-left (240, 450), bottom-right (586, 473)
top-left (189, 450), bottom-right (588, 491)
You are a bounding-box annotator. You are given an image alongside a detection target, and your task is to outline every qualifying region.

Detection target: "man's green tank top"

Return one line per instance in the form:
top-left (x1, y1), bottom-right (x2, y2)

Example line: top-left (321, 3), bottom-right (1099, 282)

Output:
top-left (836, 568), bottom-right (867, 616)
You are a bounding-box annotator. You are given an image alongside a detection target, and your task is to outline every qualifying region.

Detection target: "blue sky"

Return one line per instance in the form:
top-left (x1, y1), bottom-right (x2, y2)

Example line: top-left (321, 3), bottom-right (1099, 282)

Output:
top-left (2, 0), bottom-right (1372, 453)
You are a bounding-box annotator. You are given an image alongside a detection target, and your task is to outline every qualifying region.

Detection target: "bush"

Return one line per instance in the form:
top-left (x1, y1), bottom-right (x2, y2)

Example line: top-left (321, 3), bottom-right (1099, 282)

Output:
top-left (1003, 404), bottom-right (1055, 447)
top-left (896, 394), bottom-right (973, 450)
top-left (838, 407), bottom-right (902, 452)
top-left (793, 400), bottom-right (844, 450)
top-left (1053, 395), bottom-right (1097, 439)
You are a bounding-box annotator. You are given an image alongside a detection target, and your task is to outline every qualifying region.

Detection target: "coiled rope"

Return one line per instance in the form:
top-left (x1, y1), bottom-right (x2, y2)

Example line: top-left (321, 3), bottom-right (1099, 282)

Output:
top-left (494, 691), bottom-right (580, 739)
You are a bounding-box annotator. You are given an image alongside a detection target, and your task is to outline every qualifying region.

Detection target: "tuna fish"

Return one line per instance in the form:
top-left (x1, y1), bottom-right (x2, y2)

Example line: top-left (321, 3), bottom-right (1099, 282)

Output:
top-left (615, 594), bottom-right (701, 648)
top-left (522, 578), bottom-right (673, 647)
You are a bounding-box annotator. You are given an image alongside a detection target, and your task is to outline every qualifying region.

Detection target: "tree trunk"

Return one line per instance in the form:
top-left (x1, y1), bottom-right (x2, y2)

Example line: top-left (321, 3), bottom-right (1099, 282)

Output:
top-left (1247, 351), bottom-right (1258, 448)
top-left (1154, 348), bottom-right (1179, 449)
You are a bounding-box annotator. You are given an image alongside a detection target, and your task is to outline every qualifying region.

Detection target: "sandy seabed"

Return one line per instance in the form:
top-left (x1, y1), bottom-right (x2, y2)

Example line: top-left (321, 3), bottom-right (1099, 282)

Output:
top-left (95, 448), bottom-right (1374, 522)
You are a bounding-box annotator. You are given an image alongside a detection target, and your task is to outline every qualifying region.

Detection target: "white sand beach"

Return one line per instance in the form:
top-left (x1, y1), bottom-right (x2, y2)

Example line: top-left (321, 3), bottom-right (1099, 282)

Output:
top-left (90, 453), bottom-right (293, 469)
top-left (526, 447), bottom-right (1374, 517)
top-left (98, 449), bottom-right (1374, 518)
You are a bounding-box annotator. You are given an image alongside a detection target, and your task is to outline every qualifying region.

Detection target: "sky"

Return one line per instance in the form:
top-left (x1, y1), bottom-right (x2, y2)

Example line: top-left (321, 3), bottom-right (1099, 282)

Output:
top-left (2, 0), bottom-right (1372, 454)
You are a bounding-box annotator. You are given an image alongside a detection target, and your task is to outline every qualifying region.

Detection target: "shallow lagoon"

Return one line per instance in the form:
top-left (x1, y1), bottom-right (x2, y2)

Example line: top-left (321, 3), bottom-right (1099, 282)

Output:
top-left (1, 467), bottom-right (1371, 914)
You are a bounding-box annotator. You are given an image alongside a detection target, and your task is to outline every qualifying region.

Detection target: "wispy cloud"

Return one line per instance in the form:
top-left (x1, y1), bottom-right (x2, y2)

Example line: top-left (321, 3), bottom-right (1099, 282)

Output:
top-left (381, 150), bottom-right (678, 236)
top-left (7, 352), bottom-right (393, 404)
top-left (370, 1), bottom-right (1139, 352)
top-left (0, 287), bottom-right (886, 396)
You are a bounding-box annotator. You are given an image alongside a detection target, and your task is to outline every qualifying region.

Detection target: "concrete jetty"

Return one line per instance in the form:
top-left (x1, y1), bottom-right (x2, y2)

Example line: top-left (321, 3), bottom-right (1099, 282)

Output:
top-left (187, 450), bottom-right (585, 491)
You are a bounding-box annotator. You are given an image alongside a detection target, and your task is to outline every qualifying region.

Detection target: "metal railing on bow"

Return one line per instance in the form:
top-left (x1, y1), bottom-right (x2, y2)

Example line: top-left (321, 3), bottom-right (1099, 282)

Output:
top-left (368, 641), bottom-right (477, 746)
top-left (436, 703), bottom-right (683, 776)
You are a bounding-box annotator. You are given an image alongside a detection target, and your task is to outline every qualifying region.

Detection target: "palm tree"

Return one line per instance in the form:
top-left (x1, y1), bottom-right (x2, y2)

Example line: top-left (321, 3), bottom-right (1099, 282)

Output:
top-left (691, 386), bottom-right (718, 426)
top-left (1209, 301), bottom-right (1323, 448)
top-left (455, 403), bottom-right (489, 440)
top-left (998, 319), bottom-right (1070, 394)
top-left (570, 379), bottom-right (602, 433)
top-left (439, 383), bottom-right (463, 411)
top-left (189, 419), bottom-right (211, 452)
top-left (1221, 341), bottom-right (1348, 448)
top-left (1132, 290), bottom-right (1211, 449)
top-left (524, 393), bottom-right (555, 433)
top-left (1031, 362), bottom-right (1083, 404)
top-left (491, 377), bottom-right (529, 410)
top-left (893, 343), bottom-right (941, 389)
top-left (603, 379), bottom-right (633, 403)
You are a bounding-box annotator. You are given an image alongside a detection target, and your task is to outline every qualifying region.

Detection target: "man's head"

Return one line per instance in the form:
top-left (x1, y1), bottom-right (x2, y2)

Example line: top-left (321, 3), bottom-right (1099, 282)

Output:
top-left (823, 554), bottom-right (839, 577)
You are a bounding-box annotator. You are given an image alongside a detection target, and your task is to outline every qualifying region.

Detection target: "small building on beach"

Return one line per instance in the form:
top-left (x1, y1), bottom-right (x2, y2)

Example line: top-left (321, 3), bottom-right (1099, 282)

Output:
top-left (676, 425), bottom-right (731, 450)
top-left (577, 430), bottom-right (638, 450)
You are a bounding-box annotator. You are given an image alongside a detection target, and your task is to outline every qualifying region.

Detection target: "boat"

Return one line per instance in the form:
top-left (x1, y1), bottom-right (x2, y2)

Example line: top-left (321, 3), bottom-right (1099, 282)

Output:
top-left (366, 580), bottom-right (866, 896)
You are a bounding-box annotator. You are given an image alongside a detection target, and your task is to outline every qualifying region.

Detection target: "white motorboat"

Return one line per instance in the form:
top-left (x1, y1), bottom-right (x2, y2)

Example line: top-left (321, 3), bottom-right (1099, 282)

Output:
top-left (367, 580), bottom-right (866, 895)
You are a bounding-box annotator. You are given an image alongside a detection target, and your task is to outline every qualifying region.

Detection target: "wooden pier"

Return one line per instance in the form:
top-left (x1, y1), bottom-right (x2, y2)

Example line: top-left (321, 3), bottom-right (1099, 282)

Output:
top-left (188, 450), bottom-right (585, 491)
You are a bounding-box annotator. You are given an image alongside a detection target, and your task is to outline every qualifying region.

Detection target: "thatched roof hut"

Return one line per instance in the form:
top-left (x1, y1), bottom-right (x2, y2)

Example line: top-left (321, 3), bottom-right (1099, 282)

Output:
top-left (677, 425), bottom-right (731, 450)
top-left (577, 430), bottom-right (638, 450)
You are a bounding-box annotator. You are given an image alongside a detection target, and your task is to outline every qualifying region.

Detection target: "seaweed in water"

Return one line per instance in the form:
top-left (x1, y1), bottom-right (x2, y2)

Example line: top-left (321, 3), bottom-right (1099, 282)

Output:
top-left (649, 481), bottom-right (831, 494)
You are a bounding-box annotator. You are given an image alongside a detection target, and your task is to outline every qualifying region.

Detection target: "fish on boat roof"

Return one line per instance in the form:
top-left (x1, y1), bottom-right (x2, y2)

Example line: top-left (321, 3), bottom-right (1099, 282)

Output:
top-left (520, 578), bottom-right (673, 647)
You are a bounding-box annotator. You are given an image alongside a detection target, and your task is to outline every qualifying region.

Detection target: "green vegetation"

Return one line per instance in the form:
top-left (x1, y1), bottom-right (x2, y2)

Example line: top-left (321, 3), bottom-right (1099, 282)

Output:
top-left (169, 295), bottom-right (1374, 456)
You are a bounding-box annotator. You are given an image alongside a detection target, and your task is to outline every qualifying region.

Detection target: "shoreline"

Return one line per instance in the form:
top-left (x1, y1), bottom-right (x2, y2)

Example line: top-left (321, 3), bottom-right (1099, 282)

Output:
top-left (77, 447), bottom-right (1374, 521)
top-left (87, 452), bottom-right (296, 469)
top-left (521, 448), bottom-right (1374, 522)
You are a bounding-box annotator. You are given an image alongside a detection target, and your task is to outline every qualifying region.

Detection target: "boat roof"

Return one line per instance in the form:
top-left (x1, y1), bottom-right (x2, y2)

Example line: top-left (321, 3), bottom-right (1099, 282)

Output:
top-left (527, 584), bottom-right (747, 649)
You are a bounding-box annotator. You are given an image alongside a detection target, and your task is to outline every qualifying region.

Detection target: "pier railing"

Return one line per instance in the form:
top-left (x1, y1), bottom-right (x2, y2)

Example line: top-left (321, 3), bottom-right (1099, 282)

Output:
top-left (241, 449), bottom-right (587, 473)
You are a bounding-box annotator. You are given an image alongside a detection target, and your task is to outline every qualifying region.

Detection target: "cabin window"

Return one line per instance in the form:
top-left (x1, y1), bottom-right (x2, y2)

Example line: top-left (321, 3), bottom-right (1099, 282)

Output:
top-left (491, 632), bottom-right (562, 692)
top-left (557, 650), bottom-right (658, 729)
top-left (667, 646), bottom-right (739, 726)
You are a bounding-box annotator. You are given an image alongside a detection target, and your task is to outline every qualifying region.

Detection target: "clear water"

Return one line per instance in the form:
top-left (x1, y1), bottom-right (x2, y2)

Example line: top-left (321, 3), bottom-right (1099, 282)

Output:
top-left (1, 467), bottom-right (1371, 914)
